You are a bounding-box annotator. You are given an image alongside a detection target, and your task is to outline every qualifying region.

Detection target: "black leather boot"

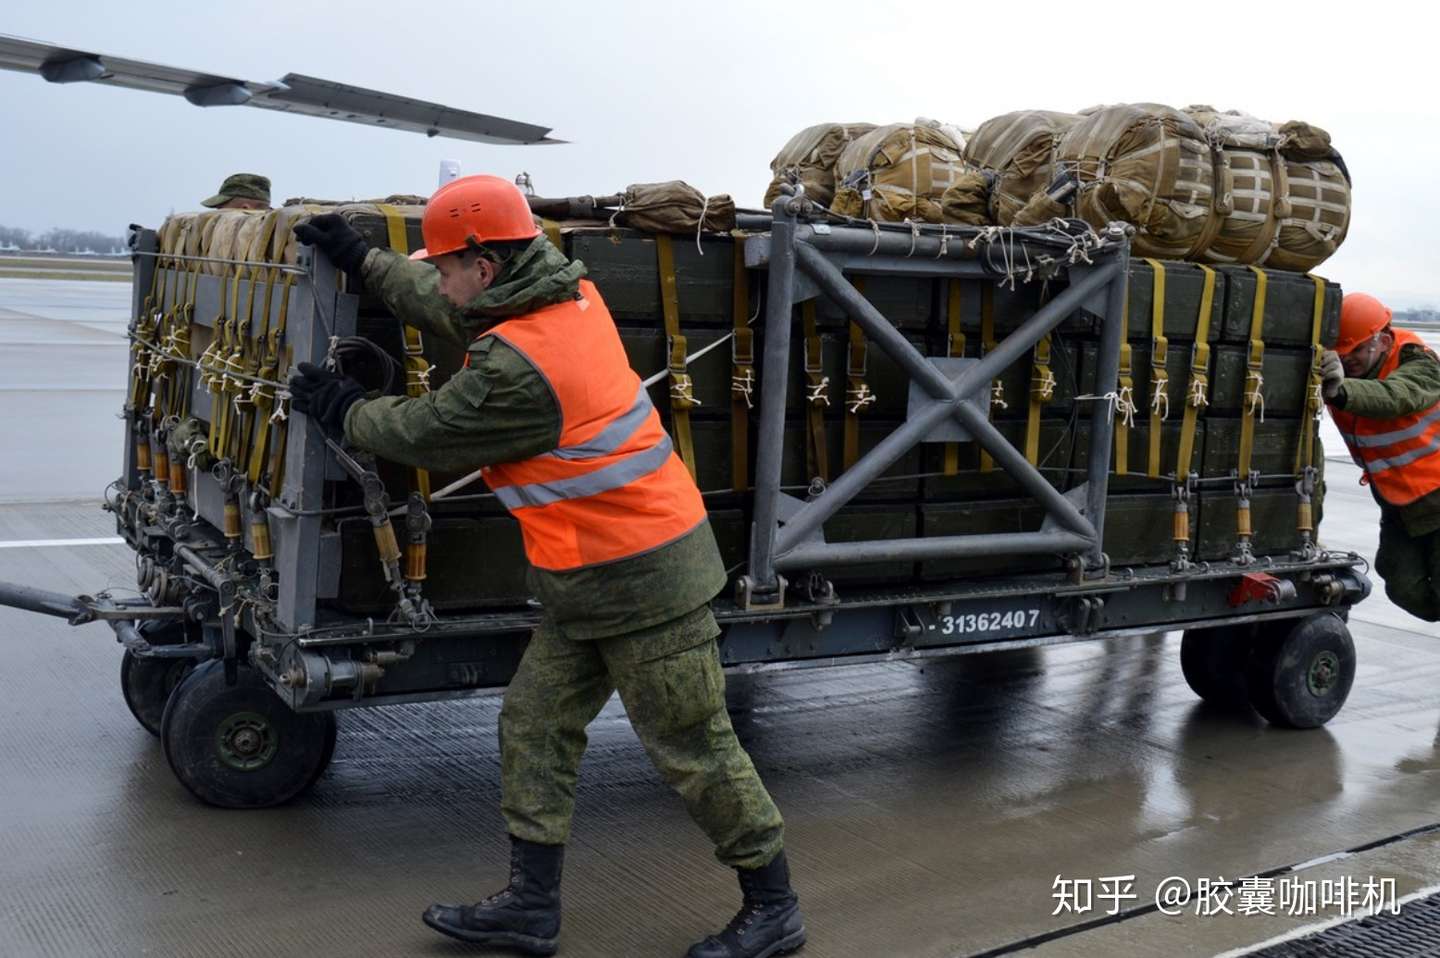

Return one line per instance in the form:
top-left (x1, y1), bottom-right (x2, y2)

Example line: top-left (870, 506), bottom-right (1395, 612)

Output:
top-left (685, 850), bottom-right (806, 958)
top-left (422, 836), bottom-right (563, 955)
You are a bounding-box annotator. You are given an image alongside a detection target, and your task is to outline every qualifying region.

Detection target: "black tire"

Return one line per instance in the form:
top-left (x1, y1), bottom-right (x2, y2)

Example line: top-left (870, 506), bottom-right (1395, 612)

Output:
top-left (160, 660), bottom-right (337, 808)
top-left (1179, 624), bottom-right (1255, 707)
top-left (119, 621), bottom-right (196, 736)
top-left (1245, 613), bottom-right (1356, 729)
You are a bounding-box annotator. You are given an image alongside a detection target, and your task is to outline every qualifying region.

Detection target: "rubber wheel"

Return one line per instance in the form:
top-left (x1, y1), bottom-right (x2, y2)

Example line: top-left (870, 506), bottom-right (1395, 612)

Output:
top-left (160, 660), bottom-right (338, 808)
top-left (1245, 613), bottom-right (1356, 729)
top-left (120, 621), bottom-right (197, 736)
top-left (1179, 624), bottom-right (1255, 707)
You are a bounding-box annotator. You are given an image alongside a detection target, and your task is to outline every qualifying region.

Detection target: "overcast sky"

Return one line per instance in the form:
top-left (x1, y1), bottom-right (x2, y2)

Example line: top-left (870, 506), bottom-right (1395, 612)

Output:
top-left (3, 1), bottom-right (1437, 306)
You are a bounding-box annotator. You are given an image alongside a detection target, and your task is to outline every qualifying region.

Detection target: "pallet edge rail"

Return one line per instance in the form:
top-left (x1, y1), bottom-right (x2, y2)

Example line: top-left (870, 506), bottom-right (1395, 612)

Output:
top-left (0, 193), bottom-right (1375, 808)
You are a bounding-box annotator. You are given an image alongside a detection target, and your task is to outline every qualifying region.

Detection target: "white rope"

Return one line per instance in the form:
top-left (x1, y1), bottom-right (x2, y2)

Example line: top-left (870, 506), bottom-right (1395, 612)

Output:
top-left (807, 377), bottom-right (832, 407)
top-left (935, 223), bottom-right (950, 259)
top-left (990, 381), bottom-right (1009, 411)
top-left (1189, 377), bottom-right (1210, 408)
top-left (640, 333), bottom-right (735, 389)
top-left (1075, 391), bottom-right (1135, 428)
top-left (695, 195), bottom-right (710, 256)
top-left (731, 368), bottom-right (755, 409)
top-left (1150, 376), bottom-right (1170, 421)
top-left (868, 219), bottom-right (882, 255)
top-left (846, 383), bottom-right (877, 414)
top-left (1246, 372), bottom-right (1266, 422)
top-left (1116, 385), bottom-right (1138, 427)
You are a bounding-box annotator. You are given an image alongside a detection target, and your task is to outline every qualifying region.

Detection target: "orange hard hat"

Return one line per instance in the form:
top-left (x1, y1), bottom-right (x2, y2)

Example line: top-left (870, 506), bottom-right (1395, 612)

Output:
top-left (1336, 292), bottom-right (1392, 354)
top-left (410, 174), bottom-right (539, 261)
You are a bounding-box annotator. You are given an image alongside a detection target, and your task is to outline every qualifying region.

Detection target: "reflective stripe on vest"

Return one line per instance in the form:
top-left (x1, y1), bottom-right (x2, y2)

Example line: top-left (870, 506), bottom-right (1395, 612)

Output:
top-left (477, 280), bottom-right (708, 571)
top-left (1330, 327), bottom-right (1440, 506)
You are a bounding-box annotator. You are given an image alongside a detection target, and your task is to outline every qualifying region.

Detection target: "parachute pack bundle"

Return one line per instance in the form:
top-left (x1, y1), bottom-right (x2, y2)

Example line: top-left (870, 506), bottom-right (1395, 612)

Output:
top-left (138, 199), bottom-right (1339, 615)
top-left (765, 104), bottom-right (1351, 270)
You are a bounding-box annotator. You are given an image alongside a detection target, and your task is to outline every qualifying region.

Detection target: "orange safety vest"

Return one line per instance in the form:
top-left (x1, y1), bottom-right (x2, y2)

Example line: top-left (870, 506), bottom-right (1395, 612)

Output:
top-left (1330, 327), bottom-right (1440, 507)
top-left (474, 280), bottom-right (707, 571)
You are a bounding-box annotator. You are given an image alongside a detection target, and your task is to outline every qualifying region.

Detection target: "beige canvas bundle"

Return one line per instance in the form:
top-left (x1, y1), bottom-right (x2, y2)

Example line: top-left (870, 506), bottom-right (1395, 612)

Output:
top-left (830, 121), bottom-right (968, 223)
top-left (763, 122), bottom-right (878, 208)
top-left (963, 110), bottom-right (1079, 225)
top-left (617, 181), bottom-right (737, 234)
top-left (1183, 108), bottom-right (1351, 270)
top-left (1059, 103), bottom-right (1219, 260)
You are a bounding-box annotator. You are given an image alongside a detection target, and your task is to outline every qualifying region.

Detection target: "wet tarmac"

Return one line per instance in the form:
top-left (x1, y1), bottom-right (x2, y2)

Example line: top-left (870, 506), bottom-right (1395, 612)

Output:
top-left (1, 279), bottom-right (1437, 958)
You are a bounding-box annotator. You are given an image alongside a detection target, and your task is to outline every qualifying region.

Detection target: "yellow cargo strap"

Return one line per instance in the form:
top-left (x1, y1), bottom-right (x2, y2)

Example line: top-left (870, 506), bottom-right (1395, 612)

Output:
top-left (802, 300), bottom-right (830, 482)
top-left (251, 273), bottom-right (296, 485)
top-left (241, 269), bottom-right (280, 483)
top-left (540, 218), bottom-right (564, 253)
top-left (133, 264), bottom-right (173, 412)
top-left (1115, 343), bottom-right (1133, 475)
top-left (378, 203), bottom-right (433, 500)
top-left (1143, 258), bottom-right (1170, 479)
top-left (208, 268), bottom-right (243, 458)
top-left (1237, 266), bottom-right (1269, 480)
top-left (1025, 336), bottom-right (1055, 465)
top-left (841, 277), bottom-right (874, 470)
top-left (266, 278), bottom-right (297, 494)
top-left (655, 233), bottom-right (699, 480)
top-left (224, 268), bottom-right (266, 465)
top-left (979, 284), bottom-right (1001, 472)
top-left (1295, 274), bottom-right (1327, 549)
top-left (729, 235), bottom-right (753, 491)
top-left (130, 262), bottom-right (176, 412)
top-left (162, 265), bottom-right (201, 423)
top-left (942, 280), bottom-right (966, 476)
top-left (1296, 275), bottom-right (1327, 476)
top-left (1175, 265), bottom-right (1216, 481)
top-left (231, 214), bottom-right (281, 468)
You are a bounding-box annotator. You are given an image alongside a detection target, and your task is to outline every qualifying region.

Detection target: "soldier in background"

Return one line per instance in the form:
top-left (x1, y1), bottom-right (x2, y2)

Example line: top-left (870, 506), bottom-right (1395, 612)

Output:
top-left (288, 175), bottom-right (805, 958)
top-left (200, 173), bottom-right (271, 211)
top-left (1323, 292), bottom-right (1440, 621)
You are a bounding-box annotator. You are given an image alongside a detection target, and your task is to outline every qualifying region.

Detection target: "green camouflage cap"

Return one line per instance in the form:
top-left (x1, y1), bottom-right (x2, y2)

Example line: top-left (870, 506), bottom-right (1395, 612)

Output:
top-left (201, 173), bottom-right (272, 208)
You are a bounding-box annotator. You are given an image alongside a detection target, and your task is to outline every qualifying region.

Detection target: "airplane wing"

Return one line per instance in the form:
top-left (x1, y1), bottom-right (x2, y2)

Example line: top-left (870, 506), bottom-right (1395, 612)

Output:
top-left (0, 33), bottom-right (564, 145)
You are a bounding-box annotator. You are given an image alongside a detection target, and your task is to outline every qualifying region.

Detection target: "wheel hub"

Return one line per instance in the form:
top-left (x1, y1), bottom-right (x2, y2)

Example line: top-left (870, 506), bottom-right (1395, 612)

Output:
top-left (1307, 650), bottom-right (1340, 696)
top-left (215, 711), bottom-right (278, 771)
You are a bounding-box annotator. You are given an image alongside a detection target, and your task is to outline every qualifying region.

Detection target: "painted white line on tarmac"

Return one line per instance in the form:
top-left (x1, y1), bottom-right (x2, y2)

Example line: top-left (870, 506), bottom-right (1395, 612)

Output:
top-left (0, 537), bottom-right (125, 549)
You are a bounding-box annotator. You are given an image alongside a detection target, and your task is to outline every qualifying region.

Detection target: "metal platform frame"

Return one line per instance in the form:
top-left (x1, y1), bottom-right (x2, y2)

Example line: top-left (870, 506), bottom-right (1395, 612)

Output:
top-left (87, 208), bottom-right (1372, 714)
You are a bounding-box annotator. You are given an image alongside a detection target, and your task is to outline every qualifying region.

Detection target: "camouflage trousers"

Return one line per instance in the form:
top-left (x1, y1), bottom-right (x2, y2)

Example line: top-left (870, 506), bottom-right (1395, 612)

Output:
top-left (498, 606), bottom-right (785, 870)
top-left (1376, 519), bottom-right (1440, 622)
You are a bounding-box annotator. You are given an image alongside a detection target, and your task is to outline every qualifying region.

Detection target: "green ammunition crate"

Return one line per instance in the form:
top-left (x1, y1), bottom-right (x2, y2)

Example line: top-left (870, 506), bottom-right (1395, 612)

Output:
top-left (1103, 492), bottom-right (1194, 567)
top-left (920, 418), bottom-right (1074, 501)
top-left (1068, 419), bottom-right (1207, 492)
top-left (1210, 345), bottom-right (1313, 417)
top-left (569, 229), bottom-right (741, 329)
top-left (918, 500), bottom-right (1051, 580)
top-left (1195, 487), bottom-right (1306, 561)
top-left (1202, 417), bottom-right (1323, 481)
top-left (824, 505), bottom-right (919, 584)
top-left (1219, 267), bottom-right (1341, 347)
top-left (336, 515), bottom-right (530, 614)
top-left (777, 417), bottom-right (923, 501)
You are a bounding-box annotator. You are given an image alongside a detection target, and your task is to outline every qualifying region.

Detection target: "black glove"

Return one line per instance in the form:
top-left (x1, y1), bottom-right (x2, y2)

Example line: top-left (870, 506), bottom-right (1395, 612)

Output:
top-left (288, 362), bottom-right (365, 439)
top-left (293, 213), bottom-right (370, 280)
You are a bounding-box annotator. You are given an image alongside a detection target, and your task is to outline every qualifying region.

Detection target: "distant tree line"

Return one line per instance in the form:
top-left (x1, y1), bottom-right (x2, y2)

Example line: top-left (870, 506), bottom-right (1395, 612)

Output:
top-left (1397, 308), bottom-right (1439, 325)
top-left (0, 224), bottom-right (126, 254)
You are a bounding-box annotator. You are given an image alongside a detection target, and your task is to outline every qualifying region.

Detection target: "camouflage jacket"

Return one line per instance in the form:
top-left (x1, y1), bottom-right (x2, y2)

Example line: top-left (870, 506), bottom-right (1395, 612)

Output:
top-left (1332, 341), bottom-right (1440, 536)
top-left (343, 244), bottom-right (727, 639)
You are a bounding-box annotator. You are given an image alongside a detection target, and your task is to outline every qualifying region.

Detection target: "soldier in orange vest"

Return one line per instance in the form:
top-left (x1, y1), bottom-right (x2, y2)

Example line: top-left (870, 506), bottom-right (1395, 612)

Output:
top-left (1323, 292), bottom-right (1440, 621)
top-left (289, 177), bottom-right (804, 958)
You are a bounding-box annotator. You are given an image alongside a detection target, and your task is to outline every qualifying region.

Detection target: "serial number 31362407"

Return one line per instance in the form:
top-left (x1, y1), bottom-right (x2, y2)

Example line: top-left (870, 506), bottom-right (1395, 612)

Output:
top-left (938, 609), bottom-right (1040, 636)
